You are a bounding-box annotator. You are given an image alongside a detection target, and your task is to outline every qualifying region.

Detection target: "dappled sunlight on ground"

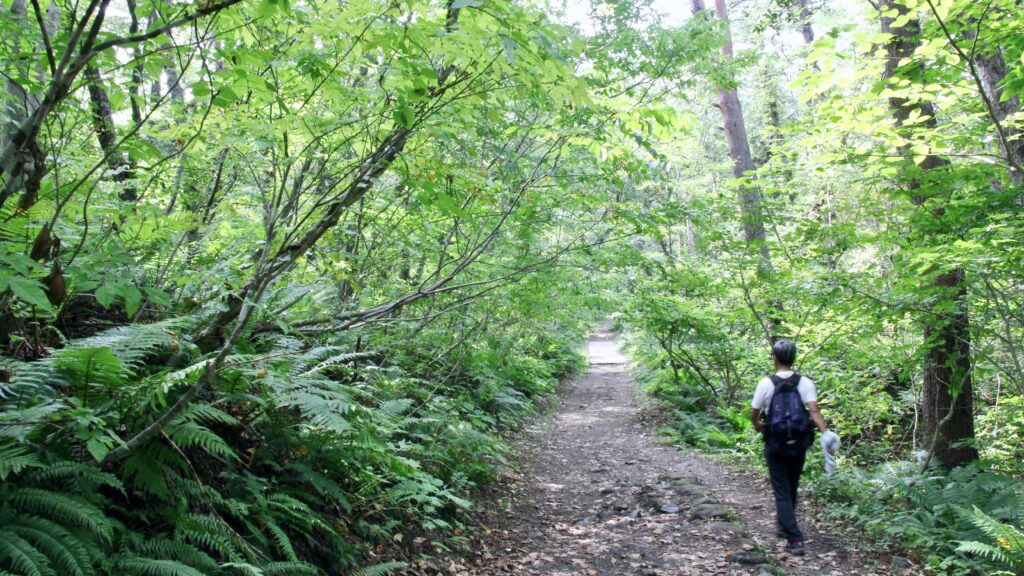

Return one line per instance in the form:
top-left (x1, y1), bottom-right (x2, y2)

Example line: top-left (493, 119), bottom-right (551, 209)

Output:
top-left (435, 334), bottom-right (902, 576)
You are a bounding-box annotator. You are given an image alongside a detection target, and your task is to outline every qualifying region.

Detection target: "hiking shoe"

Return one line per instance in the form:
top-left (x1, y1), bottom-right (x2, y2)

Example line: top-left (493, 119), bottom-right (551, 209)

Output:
top-left (785, 539), bottom-right (805, 556)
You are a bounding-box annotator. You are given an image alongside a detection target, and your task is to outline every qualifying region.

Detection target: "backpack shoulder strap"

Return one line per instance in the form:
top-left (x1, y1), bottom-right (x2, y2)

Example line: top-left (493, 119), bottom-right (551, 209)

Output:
top-left (769, 373), bottom-right (800, 389)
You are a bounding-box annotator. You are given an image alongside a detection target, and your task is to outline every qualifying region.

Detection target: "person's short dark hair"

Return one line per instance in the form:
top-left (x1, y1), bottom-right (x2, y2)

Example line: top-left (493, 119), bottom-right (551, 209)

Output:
top-left (772, 339), bottom-right (797, 367)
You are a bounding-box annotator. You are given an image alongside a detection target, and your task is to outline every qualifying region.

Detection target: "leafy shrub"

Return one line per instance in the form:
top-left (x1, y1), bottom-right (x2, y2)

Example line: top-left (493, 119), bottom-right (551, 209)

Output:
top-left (976, 397), bottom-right (1024, 477)
top-left (808, 463), bottom-right (1023, 575)
top-left (0, 309), bottom-right (589, 575)
top-left (956, 506), bottom-right (1024, 576)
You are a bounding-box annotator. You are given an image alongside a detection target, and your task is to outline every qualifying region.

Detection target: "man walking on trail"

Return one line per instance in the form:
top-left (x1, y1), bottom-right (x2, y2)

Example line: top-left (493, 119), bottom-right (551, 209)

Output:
top-left (750, 338), bottom-right (838, 556)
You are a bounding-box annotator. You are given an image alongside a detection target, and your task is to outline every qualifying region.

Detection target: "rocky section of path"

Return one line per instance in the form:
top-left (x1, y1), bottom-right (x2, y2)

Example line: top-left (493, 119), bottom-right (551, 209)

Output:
top-left (430, 331), bottom-right (912, 576)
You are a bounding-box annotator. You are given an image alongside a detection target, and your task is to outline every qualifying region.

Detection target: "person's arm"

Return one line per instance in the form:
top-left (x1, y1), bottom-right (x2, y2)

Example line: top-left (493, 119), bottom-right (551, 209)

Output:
top-left (806, 401), bottom-right (827, 433)
top-left (751, 378), bottom-right (769, 432)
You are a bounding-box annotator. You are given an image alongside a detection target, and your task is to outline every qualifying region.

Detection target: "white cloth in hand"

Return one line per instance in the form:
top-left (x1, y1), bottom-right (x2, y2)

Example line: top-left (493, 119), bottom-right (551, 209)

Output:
top-left (820, 430), bottom-right (840, 474)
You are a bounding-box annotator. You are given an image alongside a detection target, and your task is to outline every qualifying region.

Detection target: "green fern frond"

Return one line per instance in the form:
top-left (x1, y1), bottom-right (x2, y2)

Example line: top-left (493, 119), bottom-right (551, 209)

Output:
top-left (4, 320), bottom-right (184, 402)
top-left (71, 320), bottom-right (183, 372)
top-left (180, 404), bottom-right (240, 427)
top-left (955, 541), bottom-right (1011, 565)
top-left (0, 529), bottom-right (54, 576)
top-left (379, 399), bottom-right (414, 417)
top-left (259, 283), bottom-right (327, 314)
top-left (0, 404), bottom-right (64, 442)
top-left (0, 442), bottom-right (42, 481)
top-left (122, 444), bottom-right (179, 499)
top-left (166, 421), bottom-right (237, 460)
top-left (0, 358), bottom-right (29, 398)
top-left (7, 516), bottom-right (94, 576)
top-left (260, 561), bottom-right (319, 576)
top-left (266, 493), bottom-right (311, 515)
top-left (116, 557), bottom-right (206, 576)
top-left (52, 347), bottom-right (129, 390)
top-left (177, 528), bottom-right (241, 564)
top-left (968, 506), bottom-right (1024, 552)
top-left (133, 539), bottom-right (217, 573)
top-left (7, 489), bottom-right (113, 543)
top-left (266, 337), bottom-right (306, 356)
top-left (357, 561), bottom-right (407, 576)
top-left (268, 495), bottom-right (328, 535)
top-left (219, 563), bottom-right (264, 576)
top-left (166, 474), bottom-right (235, 512)
top-left (262, 520), bottom-right (297, 562)
top-left (298, 352), bottom-right (374, 377)
top-left (283, 465), bottom-right (352, 513)
top-left (285, 346), bottom-right (343, 376)
top-left (178, 513), bottom-right (252, 563)
top-left (959, 505), bottom-right (1024, 570)
top-left (28, 461), bottom-right (123, 492)
top-left (276, 389), bottom-right (352, 434)
top-left (7, 365), bottom-right (70, 401)
top-left (166, 358), bottom-right (215, 383)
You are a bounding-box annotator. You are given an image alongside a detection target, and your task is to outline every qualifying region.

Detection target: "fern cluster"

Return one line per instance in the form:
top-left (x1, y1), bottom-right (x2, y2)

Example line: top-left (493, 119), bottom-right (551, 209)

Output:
top-left (808, 462), bottom-right (1024, 575)
top-left (957, 506), bottom-right (1024, 575)
top-left (0, 312), bottom-right (588, 576)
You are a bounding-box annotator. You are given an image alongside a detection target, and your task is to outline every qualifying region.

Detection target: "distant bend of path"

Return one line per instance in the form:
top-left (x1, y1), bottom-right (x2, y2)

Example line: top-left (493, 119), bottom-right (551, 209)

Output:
top-left (439, 330), bottom-right (907, 576)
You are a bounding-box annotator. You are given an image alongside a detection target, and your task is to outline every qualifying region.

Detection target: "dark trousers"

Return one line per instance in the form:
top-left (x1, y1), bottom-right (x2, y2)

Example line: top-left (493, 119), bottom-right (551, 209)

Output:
top-left (765, 447), bottom-right (807, 540)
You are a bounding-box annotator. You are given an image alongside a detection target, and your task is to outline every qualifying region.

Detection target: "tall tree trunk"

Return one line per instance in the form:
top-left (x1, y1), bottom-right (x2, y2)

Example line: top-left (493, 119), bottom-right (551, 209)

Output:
top-left (126, 0), bottom-right (145, 126)
top-left (797, 0), bottom-right (815, 44)
top-left (1, 0), bottom-right (59, 211)
top-left (921, 269), bottom-right (976, 468)
top-left (691, 0), bottom-right (772, 275)
top-left (935, 5), bottom-right (1024, 186)
top-left (85, 66), bottom-right (137, 201)
top-left (973, 47), bottom-right (1024, 185)
top-left (880, 0), bottom-right (978, 469)
top-left (2, 0), bottom-right (30, 141)
top-left (164, 66), bottom-right (186, 103)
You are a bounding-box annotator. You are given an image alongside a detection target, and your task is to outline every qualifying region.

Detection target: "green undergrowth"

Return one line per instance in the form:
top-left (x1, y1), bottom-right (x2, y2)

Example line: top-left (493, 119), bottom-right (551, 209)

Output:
top-left (808, 463), bottom-right (1024, 575)
top-left (621, 323), bottom-right (1024, 576)
top-left (0, 316), bottom-right (589, 576)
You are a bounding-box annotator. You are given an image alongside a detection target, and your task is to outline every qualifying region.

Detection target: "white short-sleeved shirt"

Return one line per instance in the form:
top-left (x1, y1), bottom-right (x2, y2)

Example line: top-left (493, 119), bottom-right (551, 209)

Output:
top-left (751, 371), bottom-right (817, 414)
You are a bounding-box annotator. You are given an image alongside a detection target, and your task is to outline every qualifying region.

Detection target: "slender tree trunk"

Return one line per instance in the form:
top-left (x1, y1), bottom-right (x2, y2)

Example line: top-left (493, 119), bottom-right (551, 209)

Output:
top-left (126, 0), bottom-right (145, 126)
top-left (973, 47), bottom-right (1024, 185)
top-left (880, 0), bottom-right (978, 469)
top-left (691, 0), bottom-right (772, 275)
top-left (85, 66), bottom-right (137, 201)
top-left (1, 0), bottom-right (59, 211)
top-left (797, 0), bottom-right (815, 44)
top-left (195, 2), bottom-right (466, 352)
top-left (753, 48), bottom-right (784, 170)
top-left (0, 0), bottom-right (243, 212)
top-left (921, 269), bottom-right (975, 468)
top-left (164, 66), bottom-right (185, 102)
top-left (3, 0), bottom-right (30, 142)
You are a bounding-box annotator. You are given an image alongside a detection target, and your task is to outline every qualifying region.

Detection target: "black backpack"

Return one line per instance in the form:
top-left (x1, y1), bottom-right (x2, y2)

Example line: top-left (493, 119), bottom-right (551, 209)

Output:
top-left (763, 373), bottom-right (815, 456)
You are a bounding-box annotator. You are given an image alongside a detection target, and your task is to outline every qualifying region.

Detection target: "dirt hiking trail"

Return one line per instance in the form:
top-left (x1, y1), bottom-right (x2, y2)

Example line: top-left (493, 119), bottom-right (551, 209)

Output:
top-left (435, 330), bottom-right (911, 576)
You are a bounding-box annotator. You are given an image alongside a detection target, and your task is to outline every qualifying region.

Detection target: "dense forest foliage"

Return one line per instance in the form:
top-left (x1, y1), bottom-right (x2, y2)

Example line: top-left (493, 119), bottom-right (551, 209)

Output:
top-left (0, 0), bottom-right (1022, 574)
top-left (615, 1), bottom-right (1024, 574)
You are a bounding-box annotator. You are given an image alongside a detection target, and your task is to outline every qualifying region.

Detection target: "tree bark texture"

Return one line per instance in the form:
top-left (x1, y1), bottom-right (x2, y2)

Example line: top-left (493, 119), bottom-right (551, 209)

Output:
top-left (85, 66), bottom-right (137, 201)
top-left (797, 0), bottom-right (815, 44)
top-left (973, 47), bottom-right (1024, 185)
top-left (691, 0), bottom-right (772, 273)
top-left (0, 0), bottom-right (244, 212)
top-left (922, 269), bottom-right (976, 468)
top-left (880, 0), bottom-right (978, 469)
